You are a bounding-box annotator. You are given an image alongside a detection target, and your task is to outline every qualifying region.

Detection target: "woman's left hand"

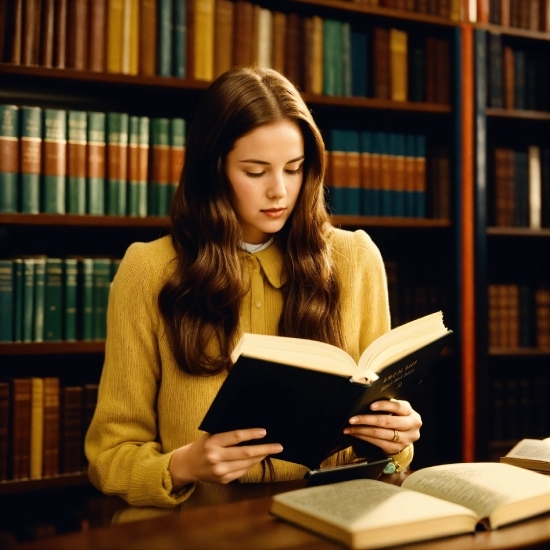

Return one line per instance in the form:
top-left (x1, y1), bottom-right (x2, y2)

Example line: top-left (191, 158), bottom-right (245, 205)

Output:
top-left (343, 399), bottom-right (422, 454)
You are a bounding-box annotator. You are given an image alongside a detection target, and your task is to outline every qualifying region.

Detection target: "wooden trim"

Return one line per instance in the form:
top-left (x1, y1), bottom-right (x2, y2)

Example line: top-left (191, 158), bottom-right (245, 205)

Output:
top-left (289, 0), bottom-right (459, 26)
top-left (486, 108), bottom-right (550, 121)
top-left (0, 472), bottom-right (89, 495)
top-left (460, 24), bottom-right (476, 464)
top-left (0, 213), bottom-right (170, 228)
top-left (475, 22), bottom-right (550, 41)
top-left (331, 216), bottom-right (452, 228)
top-left (487, 227), bottom-right (550, 237)
top-left (0, 342), bottom-right (105, 355)
top-left (488, 348), bottom-right (550, 357)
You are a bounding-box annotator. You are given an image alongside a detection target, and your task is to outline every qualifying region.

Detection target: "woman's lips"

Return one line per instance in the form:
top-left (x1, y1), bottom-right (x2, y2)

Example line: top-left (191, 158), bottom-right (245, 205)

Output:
top-left (261, 208), bottom-right (286, 218)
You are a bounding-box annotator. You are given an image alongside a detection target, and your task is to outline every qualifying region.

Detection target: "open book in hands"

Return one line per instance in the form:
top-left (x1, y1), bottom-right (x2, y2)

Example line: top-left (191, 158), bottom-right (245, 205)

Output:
top-left (199, 312), bottom-right (452, 469)
top-left (270, 462), bottom-right (550, 549)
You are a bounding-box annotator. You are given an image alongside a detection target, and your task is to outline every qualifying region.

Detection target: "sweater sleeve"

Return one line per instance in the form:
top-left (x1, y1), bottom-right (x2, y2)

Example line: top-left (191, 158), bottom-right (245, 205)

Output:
top-left (84, 242), bottom-right (194, 507)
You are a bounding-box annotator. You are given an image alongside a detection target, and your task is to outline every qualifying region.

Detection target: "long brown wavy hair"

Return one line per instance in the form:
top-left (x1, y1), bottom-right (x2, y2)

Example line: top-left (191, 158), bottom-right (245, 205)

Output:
top-left (159, 67), bottom-right (344, 376)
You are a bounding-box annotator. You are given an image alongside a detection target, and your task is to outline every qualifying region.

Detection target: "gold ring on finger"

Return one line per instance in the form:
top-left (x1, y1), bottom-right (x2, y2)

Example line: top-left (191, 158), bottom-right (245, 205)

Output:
top-left (392, 429), bottom-right (400, 442)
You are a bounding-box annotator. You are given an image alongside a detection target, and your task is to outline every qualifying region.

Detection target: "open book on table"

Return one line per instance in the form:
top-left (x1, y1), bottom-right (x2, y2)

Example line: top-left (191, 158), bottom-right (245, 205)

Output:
top-left (270, 462), bottom-right (550, 549)
top-left (500, 438), bottom-right (550, 473)
top-left (199, 311), bottom-right (452, 469)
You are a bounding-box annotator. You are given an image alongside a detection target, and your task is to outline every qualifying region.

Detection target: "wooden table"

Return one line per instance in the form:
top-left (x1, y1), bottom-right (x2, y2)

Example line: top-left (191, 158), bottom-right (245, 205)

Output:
top-left (15, 480), bottom-right (550, 550)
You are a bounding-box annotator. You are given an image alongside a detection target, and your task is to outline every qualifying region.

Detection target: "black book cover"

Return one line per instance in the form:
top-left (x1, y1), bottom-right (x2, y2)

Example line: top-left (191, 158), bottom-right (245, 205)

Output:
top-left (199, 332), bottom-right (452, 470)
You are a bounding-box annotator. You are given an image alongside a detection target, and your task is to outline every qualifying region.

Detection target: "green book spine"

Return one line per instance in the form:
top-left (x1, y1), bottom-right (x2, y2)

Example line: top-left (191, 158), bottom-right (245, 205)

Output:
top-left (169, 118), bottom-right (185, 214)
top-left (0, 260), bottom-right (14, 342)
top-left (323, 20), bottom-right (343, 97)
top-left (64, 258), bottom-right (78, 341)
top-left (87, 112), bottom-right (106, 215)
top-left (92, 258), bottom-right (112, 340)
top-left (44, 258), bottom-right (63, 341)
top-left (149, 118), bottom-right (170, 216)
top-left (43, 109), bottom-right (67, 214)
top-left (157, 0), bottom-right (173, 77)
top-left (13, 258), bottom-right (23, 342)
top-left (67, 111), bottom-right (87, 214)
top-left (0, 105), bottom-right (19, 213)
top-left (80, 259), bottom-right (94, 341)
top-left (32, 257), bottom-right (46, 342)
top-left (127, 116), bottom-right (140, 216)
top-left (107, 112), bottom-right (129, 216)
top-left (20, 106), bottom-right (42, 214)
top-left (22, 258), bottom-right (35, 342)
top-left (137, 117), bottom-right (150, 217)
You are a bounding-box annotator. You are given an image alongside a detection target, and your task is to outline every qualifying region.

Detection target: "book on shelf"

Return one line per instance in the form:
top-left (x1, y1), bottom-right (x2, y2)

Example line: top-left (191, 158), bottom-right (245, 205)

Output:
top-left (87, 111), bottom-right (106, 215)
top-left (149, 117), bottom-right (171, 217)
top-left (0, 260), bottom-right (13, 342)
top-left (0, 104), bottom-right (19, 214)
top-left (67, 110), bottom-right (87, 215)
top-left (285, 12), bottom-right (303, 92)
top-left (64, 258), bottom-right (78, 341)
top-left (121, 0), bottom-right (139, 76)
top-left (32, 256), bottom-right (46, 342)
top-left (43, 108), bottom-right (67, 214)
top-left (232, 0), bottom-right (254, 68)
top-left (66, 0), bottom-right (88, 70)
top-left (21, 0), bottom-right (42, 67)
top-left (139, 0), bottom-right (156, 76)
top-left (20, 105), bottom-right (42, 214)
top-left (270, 462), bottom-right (550, 550)
top-left (0, 381), bottom-right (9, 481)
top-left (40, 0), bottom-right (55, 68)
top-left (10, 378), bottom-right (32, 480)
top-left (42, 377), bottom-right (60, 477)
top-left (214, 0), bottom-right (234, 78)
top-left (44, 258), bottom-right (63, 342)
top-left (373, 27), bottom-right (390, 100)
top-left (89, 0), bottom-right (107, 73)
top-left (389, 28), bottom-right (407, 102)
top-left (107, 0), bottom-right (124, 73)
top-left (106, 112), bottom-right (129, 216)
top-left (200, 312), bottom-right (452, 469)
top-left (60, 386), bottom-right (84, 474)
top-left (169, 118), bottom-right (185, 211)
top-left (192, 0), bottom-right (214, 81)
top-left (54, 0), bottom-right (67, 69)
top-left (351, 26), bottom-right (367, 98)
top-left (29, 377), bottom-right (44, 479)
top-left (500, 438), bottom-right (550, 473)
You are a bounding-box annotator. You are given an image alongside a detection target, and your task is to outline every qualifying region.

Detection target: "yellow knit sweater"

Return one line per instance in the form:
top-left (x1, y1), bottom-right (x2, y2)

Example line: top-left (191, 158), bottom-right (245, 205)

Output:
top-left (85, 228), bottom-right (390, 522)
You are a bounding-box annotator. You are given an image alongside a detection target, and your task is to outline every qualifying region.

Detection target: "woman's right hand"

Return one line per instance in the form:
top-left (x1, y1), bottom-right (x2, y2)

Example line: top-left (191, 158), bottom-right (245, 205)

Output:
top-left (168, 428), bottom-right (283, 491)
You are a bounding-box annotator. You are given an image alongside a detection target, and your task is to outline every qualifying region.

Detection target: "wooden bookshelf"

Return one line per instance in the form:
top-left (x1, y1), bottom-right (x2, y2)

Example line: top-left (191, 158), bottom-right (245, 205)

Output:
top-left (0, 342), bottom-right (105, 355)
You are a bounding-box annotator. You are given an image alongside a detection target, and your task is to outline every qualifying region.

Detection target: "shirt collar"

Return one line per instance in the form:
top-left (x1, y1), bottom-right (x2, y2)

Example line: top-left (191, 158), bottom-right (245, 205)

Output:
top-left (250, 242), bottom-right (286, 289)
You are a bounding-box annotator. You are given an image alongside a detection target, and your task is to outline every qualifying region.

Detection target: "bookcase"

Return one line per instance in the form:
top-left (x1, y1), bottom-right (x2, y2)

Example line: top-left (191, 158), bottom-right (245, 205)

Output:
top-left (472, 20), bottom-right (550, 463)
top-left (0, 0), bottom-right (465, 543)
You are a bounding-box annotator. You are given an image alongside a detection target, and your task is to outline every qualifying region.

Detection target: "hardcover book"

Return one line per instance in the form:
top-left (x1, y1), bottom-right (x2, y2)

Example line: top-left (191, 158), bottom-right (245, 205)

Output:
top-left (200, 312), bottom-right (452, 469)
top-left (270, 462), bottom-right (550, 549)
top-left (19, 105), bottom-right (42, 214)
top-left (0, 104), bottom-right (19, 213)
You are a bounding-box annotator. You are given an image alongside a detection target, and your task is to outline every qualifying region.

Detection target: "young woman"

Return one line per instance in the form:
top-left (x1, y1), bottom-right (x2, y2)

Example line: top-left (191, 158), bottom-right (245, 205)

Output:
top-left (85, 67), bottom-right (421, 523)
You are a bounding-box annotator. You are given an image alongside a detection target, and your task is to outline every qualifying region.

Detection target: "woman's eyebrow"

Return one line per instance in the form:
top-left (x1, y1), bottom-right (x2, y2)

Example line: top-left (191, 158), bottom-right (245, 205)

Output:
top-left (238, 155), bottom-right (305, 165)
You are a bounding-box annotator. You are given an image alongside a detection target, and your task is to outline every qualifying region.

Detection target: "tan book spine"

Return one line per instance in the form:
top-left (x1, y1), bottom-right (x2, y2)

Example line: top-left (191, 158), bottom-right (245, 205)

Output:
top-left (214, 0), bottom-right (234, 77)
top-left (107, 0), bottom-right (124, 73)
top-left (30, 378), bottom-right (44, 479)
top-left (42, 377), bottom-right (60, 477)
top-left (89, 0), bottom-right (107, 72)
top-left (139, 0), bottom-right (156, 75)
top-left (271, 11), bottom-right (286, 76)
top-left (390, 28), bottom-right (408, 102)
top-left (67, 0), bottom-right (88, 70)
top-left (22, 0), bottom-right (42, 66)
top-left (232, 0), bottom-right (254, 67)
top-left (41, 0), bottom-right (55, 67)
top-left (54, 0), bottom-right (67, 68)
top-left (193, 0), bottom-right (215, 81)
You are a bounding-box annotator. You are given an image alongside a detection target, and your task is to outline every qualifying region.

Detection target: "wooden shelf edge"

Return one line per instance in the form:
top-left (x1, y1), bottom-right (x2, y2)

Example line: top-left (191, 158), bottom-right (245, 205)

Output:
top-left (0, 342), bottom-right (105, 355)
top-left (488, 347), bottom-right (550, 357)
top-left (291, 0), bottom-right (459, 26)
top-left (331, 215), bottom-right (452, 228)
top-left (486, 108), bottom-right (550, 121)
top-left (487, 227), bottom-right (550, 237)
top-left (0, 213), bottom-right (170, 228)
top-left (0, 472), bottom-right (89, 495)
top-left (475, 22), bottom-right (550, 41)
top-left (0, 64), bottom-right (452, 114)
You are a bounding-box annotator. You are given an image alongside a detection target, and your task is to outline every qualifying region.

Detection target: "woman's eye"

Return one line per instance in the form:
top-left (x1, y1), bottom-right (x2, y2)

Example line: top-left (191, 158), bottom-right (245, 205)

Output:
top-left (246, 172), bottom-right (265, 178)
top-left (285, 166), bottom-right (303, 176)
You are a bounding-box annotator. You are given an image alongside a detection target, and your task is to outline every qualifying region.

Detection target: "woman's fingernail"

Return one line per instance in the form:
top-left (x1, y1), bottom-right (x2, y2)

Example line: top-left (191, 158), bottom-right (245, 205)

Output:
top-left (258, 429), bottom-right (266, 436)
top-left (343, 429), bottom-right (350, 434)
top-left (371, 402), bottom-right (379, 410)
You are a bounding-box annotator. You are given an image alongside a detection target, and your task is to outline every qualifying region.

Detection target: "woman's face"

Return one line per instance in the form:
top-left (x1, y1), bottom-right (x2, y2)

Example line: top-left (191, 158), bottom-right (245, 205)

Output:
top-left (225, 120), bottom-right (304, 244)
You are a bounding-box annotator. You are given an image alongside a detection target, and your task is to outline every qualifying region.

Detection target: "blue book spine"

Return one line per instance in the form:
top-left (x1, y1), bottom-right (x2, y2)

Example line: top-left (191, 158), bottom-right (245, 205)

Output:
top-left (173, 0), bottom-right (186, 78)
top-left (514, 50), bottom-right (526, 110)
top-left (415, 135), bottom-right (426, 218)
top-left (351, 28), bottom-right (367, 97)
top-left (394, 134), bottom-right (406, 217)
top-left (379, 132), bottom-right (392, 216)
top-left (370, 133), bottom-right (382, 216)
top-left (360, 131), bottom-right (372, 216)
top-left (345, 130), bottom-right (361, 215)
top-left (328, 129), bottom-right (346, 214)
top-left (404, 134), bottom-right (416, 217)
top-left (0, 260), bottom-right (14, 342)
top-left (158, 0), bottom-right (173, 77)
top-left (341, 22), bottom-right (352, 98)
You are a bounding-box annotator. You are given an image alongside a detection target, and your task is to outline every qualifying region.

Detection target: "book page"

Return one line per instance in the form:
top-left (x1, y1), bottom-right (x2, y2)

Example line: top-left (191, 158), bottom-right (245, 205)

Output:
top-left (505, 439), bottom-right (550, 462)
top-left (402, 462), bottom-right (550, 520)
top-left (232, 333), bottom-right (357, 377)
top-left (272, 479), bottom-right (477, 531)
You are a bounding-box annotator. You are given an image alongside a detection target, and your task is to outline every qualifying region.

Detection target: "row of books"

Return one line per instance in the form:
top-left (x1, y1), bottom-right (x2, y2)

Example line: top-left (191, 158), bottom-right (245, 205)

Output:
top-left (0, 1), bottom-right (451, 104)
top-left (491, 375), bottom-right (549, 442)
top-left (0, 104), bottom-right (185, 217)
top-left (360, 0), bottom-right (460, 20)
top-left (325, 130), bottom-right (451, 219)
top-left (487, 33), bottom-right (550, 112)
top-left (0, 256), bottom-right (119, 344)
top-left (487, 284), bottom-right (550, 349)
top-left (0, 378), bottom-right (98, 482)
top-left (476, 0), bottom-right (550, 31)
top-left (492, 146), bottom-right (550, 228)
top-left (0, 0), bottom-right (187, 77)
